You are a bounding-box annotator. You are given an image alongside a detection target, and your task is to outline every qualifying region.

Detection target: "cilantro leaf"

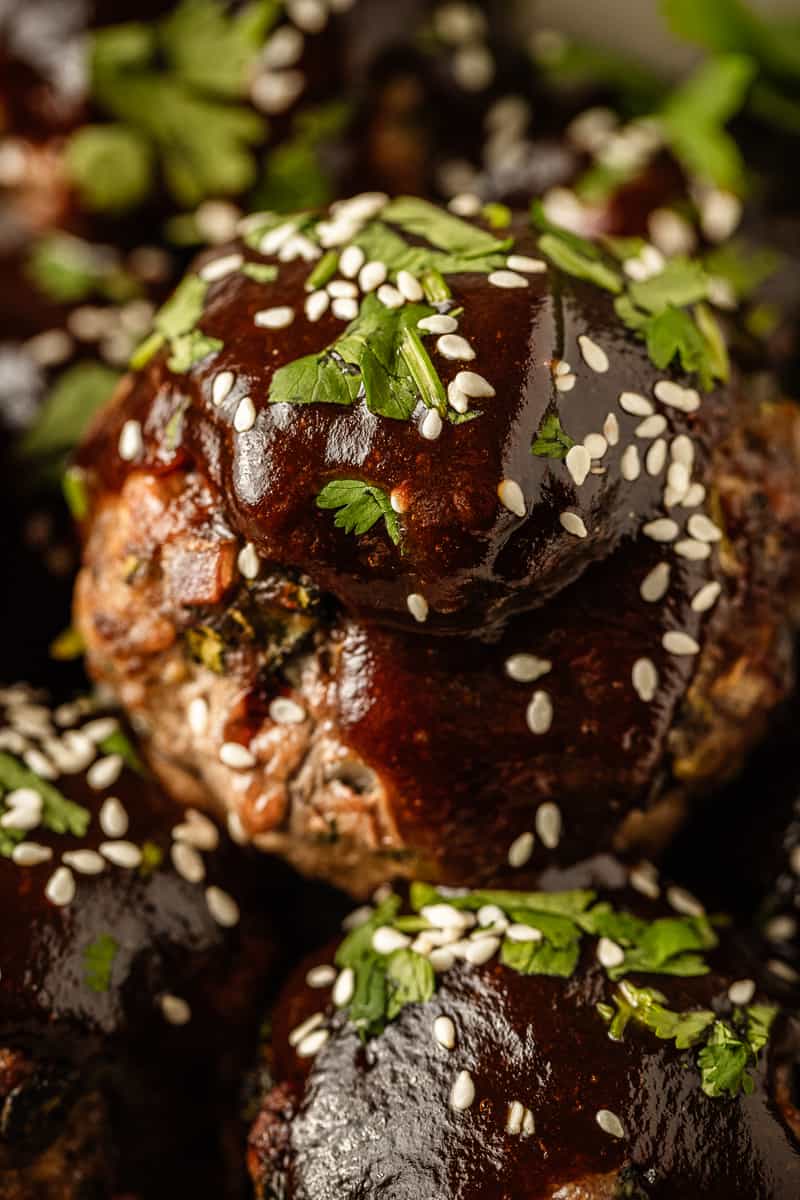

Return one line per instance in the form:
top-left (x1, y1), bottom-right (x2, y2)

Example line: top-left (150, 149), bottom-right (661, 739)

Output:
top-left (698, 1021), bottom-right (755, 1097)
top-left (241, 263), bottom-right (279, 283)
top-left (409, 883), bottom-right (597, 920)
top-left (744, 1004), bottom-right (778, 1053)
top-left (155, 275), bottom-right (209, 339)
top-left (167, 330), bottom-right (224, 373)
top-left (532, 411), bottom-right (575, 459)
top-left (381, 196), bottom-right (511, 259)
top-left (254, 101), bottom-right (353, 213)
top-left (538, 232), bottom-right (623, 294)
top-left (99, 729), bottom-right (146, 775)
top-left (662, 0), bottom-right (800, 82)
top-left (160, 0), bottom-right (279, 99)
top-left (385, 949), bottom-right (435, 1019)
top-left (336, 896), bottom-right (402, 970)
top-left (316, 479), bottom-right (400, 545)
top-left (83, 934), bottom-right (119, 993)
top-left (0, 752), bottom-right (90, 840)
top-left (26, 233), bottom-right (140, 304)
top-left (137, 275), bottom-right (221, 374)
top-left (353, 221), bottom-right (506, 278)
top-left (501, 935), bottom-right (581, 978)
top-left (63, 467), bottom-right (90, 521)
top-left (626, 258), bottom-right (710, 313)
top-left (348, 952), bottom-right (389, 1037)
top-left (19, 363), bottom-right (120, 462)
top-left (703, 239), bottom-right (780, 300)
top-left (65, 124), bottom-right (154, 213)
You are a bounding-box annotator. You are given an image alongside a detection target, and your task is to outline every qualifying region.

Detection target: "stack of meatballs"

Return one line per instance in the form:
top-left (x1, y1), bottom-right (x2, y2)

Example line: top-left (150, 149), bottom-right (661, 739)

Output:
top-left (1, 2), bottom-right (799, 1197)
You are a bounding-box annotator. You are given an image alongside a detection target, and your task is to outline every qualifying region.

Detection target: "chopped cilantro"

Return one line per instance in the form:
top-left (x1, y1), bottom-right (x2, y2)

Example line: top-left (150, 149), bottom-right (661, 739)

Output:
top-left (159, 0), bottom-right (279, 98)
top-left (316, 480), bottom-right (400, 545)
top-left (305, 250), bottom-right (340, 293)
top-left (481, 202), bottom-right (512, 229)
top-left (19, 363), bottom-right (120, 463)
top-left (167, 330), bottom-right (223, 373)
top-left (63, 467), bottom-right (90, 521)
top-left (0, 752), bottom-right (90, 840)
top-left (531, 411), bottom-right (575, 459)
top-left (132, 274), bottom-right (221, 374)
top-left (26, 234), bottom-right (140, 305)
top-left (99, 729), bottom-right (146, 775)
top-left (698, 1021), bottom-right (756, 1097)
top-left (139, 841), bottom-right (164, 876)
top-left (50, 627), bottom-right (86, 661)
top-left (385, 949), bottom-right (436, 1019)
top-left (420, 268), bottom-right (451, 304)
top-left (626, 257), bottom-right (710, 313)
top-left (537, 232), bottom-right (623, 294)
top-left (381, 196), bottom-right (512, 259)
top-left (703, 239), bottom-right (780, 300)
top-left (65, 124), bottom-right (154, 213)
top-left (185, 625), bottom-right (226, 673)
top-left (155, 274), bottom-right (208, 340)
top-left (83, 934), bottom-right (119, 993)
top-left (241, 262), bottom-right (279, 284)
top-left (254, 101), bottom-right (354, 214)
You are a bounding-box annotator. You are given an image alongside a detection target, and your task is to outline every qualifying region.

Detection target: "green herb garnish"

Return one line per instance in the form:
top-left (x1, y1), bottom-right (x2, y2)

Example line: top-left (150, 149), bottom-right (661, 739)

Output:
top-left (531, 411), bottom-right (575, 459)
top-left (316, 480), bottom-right (400, 545)
top-left (65, 125), bottom-right (154, 213)
top-left (26, 234), bottom-right (140, 304)
top-left (132, 274), bottom-right (221, 373)
top-left (99, 729), bottom-right (146, 775)
top-left (83, 934), bottom-right (119, 993)
top-left (381, 196), bottom-right (512, 259)
top-left (0, 752), bottom-right (90, 849)
top-left (50, 627), bottom-right (86, 661)
top-left (703, 239), bottom-right (780, 299)
top-left (63, 467), bottom-right (90, 521)
top-left (19, 363), bottom-right (120, 464)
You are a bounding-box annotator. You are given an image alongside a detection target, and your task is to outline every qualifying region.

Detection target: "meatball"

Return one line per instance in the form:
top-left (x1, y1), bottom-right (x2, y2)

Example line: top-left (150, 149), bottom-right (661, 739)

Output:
top-left (0, 683), bottom-right (276, 1198)
top-left (247, 872), bottom-right (800, 1199)
top-left (72, 196), bottom-right (800, 891)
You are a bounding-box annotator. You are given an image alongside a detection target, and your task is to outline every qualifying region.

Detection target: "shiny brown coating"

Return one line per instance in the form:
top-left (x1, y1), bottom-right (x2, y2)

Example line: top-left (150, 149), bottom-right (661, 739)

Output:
top-left (249, 884), bottom-right (800, 1199)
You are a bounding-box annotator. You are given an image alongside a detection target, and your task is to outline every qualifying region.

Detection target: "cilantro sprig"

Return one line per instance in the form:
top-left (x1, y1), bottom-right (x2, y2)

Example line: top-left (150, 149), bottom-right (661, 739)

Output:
top-left (0, 752), bottom-right (90, 856)
top-left (531, 411), bottom-right (575, 460)
top-left (316, 480), bottom-right (400, 545)
top-left (131, 274), bottom-right (222, 373)
top-left (84, 934), bottom-right (119, 993)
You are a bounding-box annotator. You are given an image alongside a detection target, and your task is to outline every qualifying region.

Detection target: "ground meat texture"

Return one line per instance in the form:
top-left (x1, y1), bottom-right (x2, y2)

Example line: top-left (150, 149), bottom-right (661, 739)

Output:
top-left (0, 685), bottom-right (277, 1198)
top-left (247, 878), bottom-right (800, 1200)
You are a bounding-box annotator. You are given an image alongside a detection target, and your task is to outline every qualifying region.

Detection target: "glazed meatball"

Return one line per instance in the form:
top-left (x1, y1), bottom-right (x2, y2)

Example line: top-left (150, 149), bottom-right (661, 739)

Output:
top-left (248, 871), bottom-right (800, 1199)
top-left (0, 683), bottom-right (276, 1199)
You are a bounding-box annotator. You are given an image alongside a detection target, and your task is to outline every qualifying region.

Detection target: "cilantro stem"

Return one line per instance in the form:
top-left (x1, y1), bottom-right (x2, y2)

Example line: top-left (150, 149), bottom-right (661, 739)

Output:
top-left (306, 250), bottom-right (339, 292)
top-left (420, 268), bottom-right (451, 304)
top-left (399, 326), bottom-right (447, 415)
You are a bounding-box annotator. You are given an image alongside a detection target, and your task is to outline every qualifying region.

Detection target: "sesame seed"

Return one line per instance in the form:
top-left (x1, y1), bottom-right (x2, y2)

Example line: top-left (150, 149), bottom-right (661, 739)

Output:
top-left (297, 1028), bottom-right (329, 1057)
top-left (327, 279), bottom-right (358, 299)
top-left (643, 518), bottom-right (678, 543)
top-left (700, 189), bottom-right (742, 243)
top-left (437, 333), bottom-right (475, 361)
top-left (99, 840), bottom-right (142, 869)
top-left (535, 802), bottom-right (562, 849)
top-left (433, 1015), bottom-right (456, 1049)
top-left (233, 395), bottom-right (256, 433)
top-left (505, 654), bottom-right (551, 683)
top-left (82, 717), bottom-right (119, 743)
top-left (333, 966), bottom-right (355, 1007)
top-left (23, 748), bottom-right (56, 779)
top-left (632, 658), bottom-right (658, 702)
top-left (578, 335), bottom-right (609, 373)
top-left (654, 380), bottom-right (700, 413)
top-left (160, 994), bottom-right (192, 1025)
top-left (728, 979), bottom-right (756, 1006)
top-left (508, 831), bottom-right (534, 868)
top-left (630, 861), bottom-right (660, 899)
top-left (526, 690), bottom-right (553, 735)
top-left (211, 373), bottom-right (236, 411)
top-left (453, 370), bottom-right (495, 397)
top-left (305, 290), bottom-right (329, 321)
top-left (255, 306), bottom-right (294, 329)
top-left (662, 631), bottom-right (700, 656)
top-left (640, 562), bottom-right (671, 603)
top-left (448, 381), bottom-right (469, 413)
top-left (448, 192), bottom-right (482, 216)
top-left (12, 841), bottom-right (51, 866)
top-left (646, 438), bottom-right (667, 476)
top-left (420, 903), bottom-right (473, 930)
top-left (648, 208), bottom-right (696, 257)
top-left (258, 222), bottom-right (297, 256)
top-left (566, 444), bottom-right (591, 486)
top-left (187, 698), bottom-right (209, 737)
top-left (171, 841), bottom-right (205, 884)
top-left (390, 489), bottom-right (407, 514)
top-left (766, 914), bottom-right (797, 942)
top-left (555, 372), bottom-right (576, 392)
top-left (665, 461), bottom-right (690, 502)
top-left (584, 433), bottom-right (608, 460)
top-left (507, 254), bottom-right (547, 274)
top-left (507, 923), bottom-right (542, 942)
top-left (206, 885), bottom-right (240, 927)
top-left (269, 697), bottom-right (306, 725)
top-left (619, 392), bottom-right (653, 416)
top-left (372, 926), bottom-right (411, 954)
top-left (287, 0), bottom-right (328, 33)
top-left (407, 593), bottom-right (429, 623)
top-left (596, 1109), bottom-right (625, 1139)
top-left (603, 412), bottom-right (620, 446)
top-left (395, 270), bottom-right (423, 302)
top-left (450, 1070), bottom-right (476, 1111)
top-left (418, 313), bottom-right (458, 334)
top-left (62, 849), bottom-right (105, 875)
top-left (469, 936), bottom-right (502, 965)
top-left (522, 1109), bottom-right (535, 1136)
top-left (691, 581), bottom-right (721, 613)
top-left (87, 754), bottom-right (123, 790)
top-left (306, 964), bottom-right (336, 989)
top-left (377, 283), bottom-right (405, 309)
top-left (559, 511), bottom-right (588, 538)
top-left (597, 937), bottom-right (625, 969)
top-left (489, 270), bottom-right (528, 289)
top-left (620, 445), bottom-right (641, 481)
top-left (498, 479), bottom-right (526, 517)
top-left (289, 1013), bottom-right (325, 1048)
top-left (338, 245), bottom-right (365, 278)
top-left (421, 409), bottom-right (443, 440)
top-left (687, 514), bottom-right (723, 543)
top-left (636, 414), bottom-right (668, 439)
top-left (674, 538), bottom-right (711, 561)
top-left (767, 959), bottom-right (800, 983)
top-left (251, 68), bottom-right (305, 114)
top-left (506, 1101), bottom-right (525, 1135)
top-left (118, 420), bottom-right (143, 462)
top-left (237, 542), bottom-right (260, 580)
top-left (262, 24), bottom-right (304, 68)
top-left (173, 809), bottom-right (219, 851)
top-left (45, 866), bottom-right (75, 906)
top-left (199, 253), bottom-right (243, 282)
top-left (219, 741), bottom-right (255, 769)
top-left (666, 885), bottom-right (704, 917)
top-left (359, 261), bottom-right (388, 292)
top-left (332, 297), bottom-right (359, 321)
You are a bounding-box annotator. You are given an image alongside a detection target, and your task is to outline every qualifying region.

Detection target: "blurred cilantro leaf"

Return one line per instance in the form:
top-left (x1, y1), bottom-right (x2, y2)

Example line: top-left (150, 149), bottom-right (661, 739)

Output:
top-left (316, 479), bottom-right (400, 545)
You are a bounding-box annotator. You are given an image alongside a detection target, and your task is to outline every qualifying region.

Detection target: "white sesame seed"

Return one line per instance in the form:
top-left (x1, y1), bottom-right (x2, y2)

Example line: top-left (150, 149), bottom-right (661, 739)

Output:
top-left (632, 658), bottom-right (659, 702)
top-left (62, 849), bottom-right (105, 875)
top-left (671, 434), bottom-right (694, 466)
top-left (620, 445), bottom-right (641, 481)
top-left (187, 697), bottom-right (209, 737)
top-left (700, 189), bottom-right (742, 243)
top-left (766, 914), bottom-right (797, 942)
top-left (674, 538), bottom-right (711, 561)
top-left (255, 306), bottom-right (294, 329)
top-left (421, 409), bottom-right (443, 440)
top-left (305, 290), bottom-right (330, 322)
top-left (453, 370), bottom-right (494, 397)
top-left (333, 966), bottom-right (355, 1007)
top-left (554, 360), bottom-right (571, 376)
top-left (578, 335), bottom-right (610, 373)
top-left (199, 253), bottom-right (243, 282)
top-left (498, 479), bottom-right (526, 518)
top-left (118, 420), bottom-right (143, 462)
top-left (526, 689), bottom-right (553, 735)
top-left (377, 283), bottom-right (405, 309)
top-left (666, 461), bottom-right (690, 501)
top-left (45, 866), bottom-right (75, 906)
top-left (433, 1015), bottom-right (456, 1049)
top-left (359, 261), bottom-right (388, 292)
top-left (507, 255), bottom-right (547, 273)
top-left (597, 937), bottom-right (625, 969)
top-left (251, 68), bottom-right (306, 114)
top-left (643, 518), bottom-right (678, 543)
top-left (522, 1109), bottom-right (535, 1136)
top-left (450, 1070), bottom-right (475, 1111)
top-left (584, 434), bottom-right (608, 460)
top-left (87, 754), bottom-right (123, 790)
top-left (160, 994), bottom-right (191, 1025)
top-left (82, 717), bottom-right (119, 743)
top-left (648, 207), bottom-right (697, 257)
top-left (508, 831), bottom-right (534, 868)
top-left (219, 742), bottom-right (255, 769)
top-left (559, 511), bottom-right (588, 538)
top-left (728, 979), bottom-right (756, 1006)
top-left (619, 392), bottom-right (653, 416)
top-left (206, 885), bottom-right (240, 927)
top-left (505, 654), bottom-right (551, 683)
top-left (629, 861), bottom-right (660, 899)
top-left (507, 924), bottom-right (542, 942)
top-left (420, 904), bottom-right (473, 930)
top-left (262, 24), bottom-right (304, 68)
top-left (1, 800), bottom-right (41, 831)
top-left (603, 412), bottom-right (620, 446)
top-left (663, 631), bottom-right (700, 656)
top-left (372, 926), bottom-right (411, 954)
top-left (646, 438), bottom-right (667, 476)
top-left (297, 1028), bottom-right (329, 1057)
top-left (338, 245), bottom-right (364, 278)
top-left (448, 192), bottom-right (482, 216)
top-left (466, 936), bottom-right (500, 965)
top-left (173, 809), bottom-right (219, 851)
top-left (258, 222), bottom-right (297, 256)
top-left (691, 581), bottom-right (721, 613)
top-left (237, 542), bottom-right (260, 580)
top-left (306, 964), bottom-right (336, 989)
top-left (654, 380), bottom-right (700, 413)
top-left (418, 314), bottom-right (458, 334)
top-left (407, 593), bottom-right (429, 623)
top-left (269, 697), bottom-right (306, 725)
top-left (640, 562), bottom-right (671, 603)
top-left (211, 370), bottom-right (235, 406)
top-left (767, 959), bottom-right (800, 983)
top-left (332, 297), bottom-right (359, 321)
top-left (327, 279), bottom-right (358, 299)
top-left (566, 444), bottom-right (591, 486)
top-left (555, 372), bottom-right (576, 392)
top-left (489, 269), bottom-right (528, 289)
top-left (233, 395), bottom-right (256, 433)
top-left (437, 334), bottom-right (475, 361)
top-left (23, 748), bottom-right (56, 779)
top-left (535, 802), bottom-right (562, 849)
top-left (99, 840), bottom-right (142, 869)
top-left (289, 1013), bottom-right (325, 1047)
top-left (287, 0), bottom-right (328, 34)
top-left (596, 1109), bottom-right (625, 1139)
top-left (12, 840), bottom-right (52, 866)
top-left (666, 885), bottom-right (705, 917)
top-left (637, 414), bottom-right (668, 439)
top-left (478, 905), bottom-right (506, 929)
top-left (395, 270), bottom-right (424, 302)
top-left (506, 1101), bottom-right (525, 1134)
top-left (171, 841), bottom-right (205, 884)
top-left (687, 514), bottom-right (723, 543)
